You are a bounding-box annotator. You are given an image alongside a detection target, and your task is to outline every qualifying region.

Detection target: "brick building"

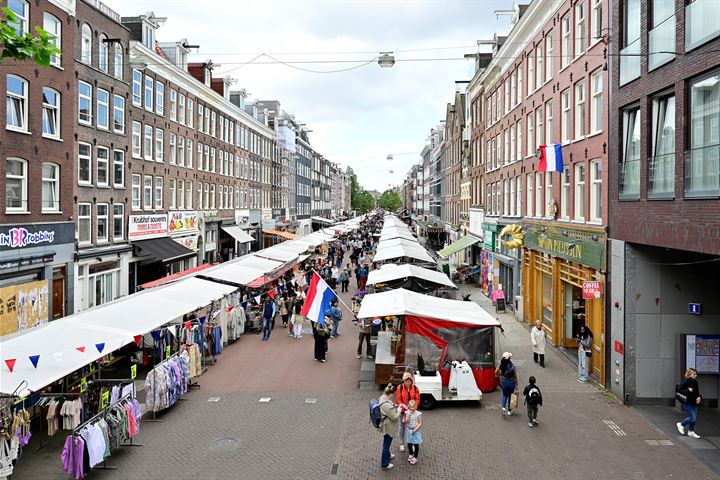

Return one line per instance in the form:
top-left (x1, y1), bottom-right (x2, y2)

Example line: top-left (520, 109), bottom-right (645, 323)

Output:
top-left (608, 0), bottom-right (720, 404)
top-left (0, 0), bottom-right (77, 327)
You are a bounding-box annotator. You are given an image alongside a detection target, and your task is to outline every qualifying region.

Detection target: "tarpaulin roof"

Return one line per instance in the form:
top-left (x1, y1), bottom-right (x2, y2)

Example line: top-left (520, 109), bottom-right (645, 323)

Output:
top-left (221, 226), bottom-right (254, 244)
top-left (0, 277), bottom-right (237, 396)
top-left (356, 288), bottom-right (500, 327)
top-left (437, 234), bottom-right (482, 258)
top-left (199, 263), bottom-right (265, 286)
top-left (367, 263), bottom-right (456, 289)
top-left (262, 229), bottom-right (299, 240)
top-left (373, 243), bottom-right (436, 264)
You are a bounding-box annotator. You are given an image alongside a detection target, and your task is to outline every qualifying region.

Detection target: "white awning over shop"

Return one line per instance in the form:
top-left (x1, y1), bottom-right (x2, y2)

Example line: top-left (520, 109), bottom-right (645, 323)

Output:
top-left (221, 225), bottom-right (254, 244)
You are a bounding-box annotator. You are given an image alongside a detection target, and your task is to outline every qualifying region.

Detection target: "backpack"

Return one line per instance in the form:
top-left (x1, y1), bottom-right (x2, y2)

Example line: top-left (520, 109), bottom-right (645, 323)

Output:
top-left (527, 386), bottom-right (542, 406)
top-left (369, 399), bottom-right (388, 429)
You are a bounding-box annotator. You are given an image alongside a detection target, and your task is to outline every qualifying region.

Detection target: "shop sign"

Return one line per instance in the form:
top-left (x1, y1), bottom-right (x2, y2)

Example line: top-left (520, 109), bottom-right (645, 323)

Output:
top-left (101, 391), bottom-right (109, 409)
top-left (130, 364), bottom-right (137, 380)
top-left (0, 253), bottom-right (55, 270)
top-left (128, 215), bottom-right (168, 240)
top-left (173, 234), bottom-right (199, 252)
top-left (582, 281), bottom-right (603, 299)
top-left (0, 222), bottom-right (74, 251)
top-left (524, 231), bottom-right (606, 270)
top-left (168, 211), bottom-right (199, 235)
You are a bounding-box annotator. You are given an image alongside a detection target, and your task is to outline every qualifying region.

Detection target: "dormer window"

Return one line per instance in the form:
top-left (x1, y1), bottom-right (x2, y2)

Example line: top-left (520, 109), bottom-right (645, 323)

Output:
top-left (143, 23), bottom-right (154, 49)
top-left (204, 67), bottom-right (211, 87)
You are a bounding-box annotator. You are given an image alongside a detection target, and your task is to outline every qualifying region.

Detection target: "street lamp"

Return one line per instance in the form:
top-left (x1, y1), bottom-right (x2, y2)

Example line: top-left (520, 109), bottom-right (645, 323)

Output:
top-left (378, 52), bottom-right (395, 68)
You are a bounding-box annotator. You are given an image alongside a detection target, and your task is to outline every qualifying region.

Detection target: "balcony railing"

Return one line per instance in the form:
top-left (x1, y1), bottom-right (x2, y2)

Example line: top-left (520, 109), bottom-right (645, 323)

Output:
top-left (686, 0), bottom-right (720, 51)
top-left (648, 16), bottom-right (676, 71)
top-left (620, 39), bottom-right (641, 86)
top-left (685, 145), bottom-right (720, 197)
top-left (619, 159), bottom-right (641, 199)
top-left (648, 153), bottom-right (675, 198)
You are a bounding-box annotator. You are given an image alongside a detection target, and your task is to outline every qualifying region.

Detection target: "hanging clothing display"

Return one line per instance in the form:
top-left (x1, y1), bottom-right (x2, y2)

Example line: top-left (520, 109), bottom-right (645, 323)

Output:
top-left (144, 351), bottom-right (191, 412)
top-left (187, 344), bottom-right (202, 379)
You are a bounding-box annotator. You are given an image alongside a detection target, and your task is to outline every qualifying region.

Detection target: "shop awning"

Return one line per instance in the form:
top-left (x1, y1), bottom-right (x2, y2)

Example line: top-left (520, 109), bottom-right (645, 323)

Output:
top-left (253, 248), bottom-right (299, 263)
top-left (263, 229), bottom-right (299, 240)
top-left (200, 263), bottom-right (265, 287)
top-left (133, 237), bottom-right (196, 263)
top-left (373, 243), bottom-right (436, 264)
top-left (367, 263), bottom-right (456, 289)
top-left (0, 277), bottom-right (237, 396)
top-left (437, 235), bottom-right (482, 259)
top-left (357, 288), bottom-right (500, 327)
top-left (138, 263), bottom-right (213, 289)
top-left (311, 216), bottom-right (334, 225)
top-left (222, 225), bottom-right (255, 244)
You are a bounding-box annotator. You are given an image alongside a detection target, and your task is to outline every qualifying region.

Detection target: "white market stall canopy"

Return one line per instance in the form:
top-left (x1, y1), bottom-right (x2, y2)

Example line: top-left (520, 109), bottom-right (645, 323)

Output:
top-left (380, 229), bottom-right (416, 241)
top-left (0, 277), bottom-right (237, 396)
top-left (357, 288), bottom-right (500, 327)
top-left (367, 263), bottom-right (456, 289)
top-left (200, 263), bottom-right (266, 287)
top-left (373, 243), bottom-right (436, 264)
top-left (253, 248), bottom-right (299, 263)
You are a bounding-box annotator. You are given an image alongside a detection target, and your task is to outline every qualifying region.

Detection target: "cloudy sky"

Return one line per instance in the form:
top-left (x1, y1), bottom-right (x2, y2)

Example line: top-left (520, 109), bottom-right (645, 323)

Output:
top-left (104, 0), bottom-right (513, 191)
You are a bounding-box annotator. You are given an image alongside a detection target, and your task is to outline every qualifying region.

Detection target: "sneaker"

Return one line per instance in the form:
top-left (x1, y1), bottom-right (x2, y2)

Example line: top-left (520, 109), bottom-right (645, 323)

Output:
top-left (410, 457), bottom-right (418, 465)
top-left (676, 422), bottom-right (685, 435)
top-left (367, 355), bottom-right (374, 359)
top-left (501, 407), bottom-right (506, 416)
top-left (528, 422), bottom-right (534, 427)
top-left (532, 419), bottom-right (538, 425)
top-left (407, 455), bottom-right (414, 463)
top-left (357, 354), bottom-right (363, 359)
top-left (389, 453), bottom-right (396, 460)
top-left (506, 410), bottom-right (512, 416)
top-left (320, 359), bottom-right (326, 363)
top-left (381, 463), bottom-right (394, 470)
top-left (399, 445), bottom-right (405, 453)
top-left (688, 431), bottom-right (701, 439)
top-left (288, 333), bottom-right (294, 336)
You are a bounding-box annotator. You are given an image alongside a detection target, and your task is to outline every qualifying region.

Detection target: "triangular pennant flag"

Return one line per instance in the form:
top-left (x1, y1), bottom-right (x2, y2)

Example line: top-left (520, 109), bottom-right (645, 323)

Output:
top-left (241, 301), bottom-right (248, 310)
top-left (29, 355), bottom-right (40, 369)
top-left (227, 306), bottom-right (235, 313)
top-left (254, 295), bottom-right (262, 304)
top-left (76, 346), bottom-right (86, 353)
top-left (5, 359), bottom-right (16, 373)
top-left (150, 330), bottom-right (162, 342)
top-left (199, 316), bottom-right (206, 326)
top-left (95, 343), bottom-right (105, 354)
top-left (267, 289), bottom-right (276, 299)
top-left (166, 325), bottom-right (176, 338)
top-left (52, 352), bottom-right (63, 363)
top-left (134, 335), bottom-right (142, 346)
top-left (184, 321), bottom-right (192, 330)
top-left (279, 284), bottom-right (286, 293)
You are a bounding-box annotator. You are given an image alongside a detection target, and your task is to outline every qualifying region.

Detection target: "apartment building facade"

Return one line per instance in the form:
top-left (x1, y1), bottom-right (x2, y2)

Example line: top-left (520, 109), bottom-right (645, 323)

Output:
top-left (295, 134), bottom-right (313, 234)
top-left (608, 0), bottom-right (720, 403)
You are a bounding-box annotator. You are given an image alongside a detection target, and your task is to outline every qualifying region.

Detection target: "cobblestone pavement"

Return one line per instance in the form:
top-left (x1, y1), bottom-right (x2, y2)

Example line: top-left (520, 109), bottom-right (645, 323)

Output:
top-left (12, 266), bottom-right (717, 479)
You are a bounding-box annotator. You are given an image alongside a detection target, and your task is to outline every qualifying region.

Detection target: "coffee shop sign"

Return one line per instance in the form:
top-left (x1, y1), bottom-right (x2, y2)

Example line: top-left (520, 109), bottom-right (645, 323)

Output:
top-left (0, 228), bottom-right (55, 248)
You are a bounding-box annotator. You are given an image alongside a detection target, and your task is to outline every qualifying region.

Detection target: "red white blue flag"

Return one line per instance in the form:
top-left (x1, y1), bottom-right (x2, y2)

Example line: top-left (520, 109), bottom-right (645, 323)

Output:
top-left (301, 272), bottom-right (336, 325)
top-left (539, 144), bottom-right (563, 172)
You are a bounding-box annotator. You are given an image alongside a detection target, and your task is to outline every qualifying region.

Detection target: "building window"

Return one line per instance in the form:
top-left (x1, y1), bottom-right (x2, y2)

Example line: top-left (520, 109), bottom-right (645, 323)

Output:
top-left (168, 132), bottom-right (177, 165)
top-left (545, 173), bottom-right (553, 217)
top-left (561, 166), bottom-right (571, 218)
top-left (77, 81), bottom-right (92, 125)
top-left (43, 13), bottom-right (61, 67)
top-left (142, 22), bottom-right (154, 49)
top-left (78, 203), bottom-right (91, 244)
top-left (517, 64), bottom-right (523, 100)
top-left (41, 162), bottom-right (59, 212)
top-left (155, 128), bottom-right (164, 163)
top-left (132, 70), bottom-right (142, 106)
top-left (187, 99), bottom-right (194, 128)
top-left (516, 120), bottom-right (523, 162)
top-left (169, 178), bottom-right (176, 209)
top-left (687, 72), bottom-right (720, 196)
top-left (156, 82), bottom-right (164, 116)
top-left (211, 111), bottom-right (217, 136)
top-left (178, 137), bottom-right (185, 167)
top-left (187, 139), bottom-right (193, 168)
top-left (97, 203), bottom-right (108, 242)
top-left (96, 89), bottom-right (109, 130)
top-left (527, 113), bottom-right (534, 157)
top-left (81, 24), bottom-right (92, 64)
top-left (527, 50), bottom-right (535, 94)
top-left (131, 174), bottom-right (141, 210)
top-left (5, 157), bottom-right (27, 212)
top-left (590, 159), bottom-right (602, 222)
top-left (590, 71), bottom-right (603, 134)
top-left (204, 183), bottom-right (209, 209)
top-left (574, 163), bottom-right (586, 221)
top-left (113, 94), bottom-right (125, 134)
top-left (592, 0), bottom-right (603, 43)
top-left (535, 172), bottom-right (543, 217)
top-left (178, 180), bottom-right (185, 209)
top-left (620, 0), bottom-right (641, 85)
top-left (6, 75), bottom-right (28, 131)
top-left (536, 108), bottom-right (544, 149)
top-left (536, 44), bottom-right (544, 87)
top-left (187, 181), bottom-right (193, 209)
top-left (574, 80), bottom-right (586, 139)
top-left (8, 0), bottom-right (28, 35)
top-left (561, 89), bottom-right (571, 143)
top-left (113, 204), bottom-right (124, 240)
top-left (143, 175), bottom-right (153, 210)
top-left (648, 94), bottom-right (676, 197)
top-left (96, 146), bottom-right (109, 186)
top-left (545, 32), bottom-right (553, 80)
top-left (113, 44), bottom-right (123, 79)
top-left (144, 125), bottom-right (153, 160)
top-left (42, 87), bottom-right (60, 138)
top-left (98, 35), bottom-right (109, 72)
top-left (154, 177), bottom-right (163, 209)
top-left (620, 106), bottom-right (641, 198)
top-left (510, 70), bottom-right (517, 107)
top-left (78, 143), bottom-right (91, 185)
top-left (197, 104), bottom-right (203, 131)
top-left (504, 79), bottom-right (510, 115)
top-left (205, 107), bottom-right (211, 133)
top-left (178, 94), bottom-right (186, 125)
top-left (210, 184), bottom-right (216, 209)
top-left (526, 173), bottom-right (534, 216)
top-left (144, 76), bottom-right (153, 112)
top-left (113, 149), bottom-right (124, 188)
top-left (211, 148), bottom-right (216, 172)
top-left (686, 0), bottom-right (720, 51)
top-left (545, 101), bottom-right (553, 144)
top-left (169, 90), bottom-right (177, 122)
top-left (516, 177), bottom-right (522, 216)
top-left (132, 121), bottom-right (141, 158)
top-left (575, 1), bottom-right (586, 58)
top-left (561, 13), bottom-right (571, 68)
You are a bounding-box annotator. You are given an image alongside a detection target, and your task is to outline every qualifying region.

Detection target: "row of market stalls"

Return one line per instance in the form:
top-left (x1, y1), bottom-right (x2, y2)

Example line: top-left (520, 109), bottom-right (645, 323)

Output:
top-left (357, 214), bottom-right (502, 408)
top-left (0, 216), bottom-right (365, 478)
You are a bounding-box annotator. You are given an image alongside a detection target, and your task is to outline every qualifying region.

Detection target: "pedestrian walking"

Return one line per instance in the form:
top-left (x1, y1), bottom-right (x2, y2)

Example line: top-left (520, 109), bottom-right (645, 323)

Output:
top-left (286, 294), bottom-right (296, 336)
top-left (522, 376), bottom-right (543, 427)
top-left (261, 295), bottom-right (274, 341)
top-left (531, 321), bottom-right (546, 367)
top-left (279, 294), bottom-right (289, 327)
top-left (357, 316), bottom-right (373, 359)
top-left (312, 318), bottom-right (330, 362)
top-left (495, 352), bottom-right (517, 416)
top-left (329, 300), bottom-right (343, 337)
top-left (676, 368), bottom-right (703, 438)
top-left (403, 399), bottom-right (423, 465)
top-left (338, 268), bottom-right (349, 293)
top-left (358, 264), bottom-right (369, 291)
top-left (576, 325), bottom-right (593, 383)
top-left (354, 264), bottom-right (362, 288)
top-left (291, 302), bottom-right (305, 339)
top-left (396, 372), bottom-right (420, 453)
top-left (378, 384), bottom-right (400, 471)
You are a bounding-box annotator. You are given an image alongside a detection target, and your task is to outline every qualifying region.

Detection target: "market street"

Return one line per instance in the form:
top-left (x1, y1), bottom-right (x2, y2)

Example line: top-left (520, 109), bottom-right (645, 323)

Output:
top-left (12, 277), bottom-right (716, 479)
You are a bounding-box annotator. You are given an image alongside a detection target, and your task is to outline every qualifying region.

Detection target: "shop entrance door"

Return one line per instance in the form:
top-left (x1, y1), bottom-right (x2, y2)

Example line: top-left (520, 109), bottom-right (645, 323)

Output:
top-left (52, 275), bottom-right (65, 319)
top-left (563, 283), bottom-right (585, 347)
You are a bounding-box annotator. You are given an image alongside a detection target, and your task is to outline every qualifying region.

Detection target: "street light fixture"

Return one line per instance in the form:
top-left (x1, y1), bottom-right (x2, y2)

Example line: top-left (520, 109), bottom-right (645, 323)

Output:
top-left (378, 52), bottom-right (395, 68)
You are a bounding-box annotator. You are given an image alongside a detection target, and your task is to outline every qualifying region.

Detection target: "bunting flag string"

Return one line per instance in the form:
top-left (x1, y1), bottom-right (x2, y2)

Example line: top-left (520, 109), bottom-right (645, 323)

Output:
top-left (95, 343), bottom-right (105, 354)
top-left (5, 359), bottom-right (16, 373)
top-left (76, 346), bottom-right (86, 353)
top-left (166, 325), bottom-right (176, 338)
top-left (52, 352), bottom-right (63, 363)
top-left (134, 335), bottom-right (142, 346)
top-left (184, 321), bottom-right (193, 330)
top-left (254, 295), bottom-right (262, 304)
top-left (29, 355), bottom-right (40, 369)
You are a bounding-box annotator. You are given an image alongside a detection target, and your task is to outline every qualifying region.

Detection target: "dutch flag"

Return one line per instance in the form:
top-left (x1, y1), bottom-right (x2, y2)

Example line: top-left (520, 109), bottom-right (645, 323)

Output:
top-left (301, 272), bottom-right (336, 325)
top-left (539, 144), bottom-right (564, 173)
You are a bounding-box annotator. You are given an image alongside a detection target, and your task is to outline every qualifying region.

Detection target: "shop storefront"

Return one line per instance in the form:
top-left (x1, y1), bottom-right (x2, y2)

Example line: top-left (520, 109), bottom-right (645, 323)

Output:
top-left (521, 221), bottom-right (607, 384)
top-left (0, 222), bottom-right (75, 332)
top-left (75, 246), bottom-right (132, 313)
top-left (480, 223), bottom-right (502, 298)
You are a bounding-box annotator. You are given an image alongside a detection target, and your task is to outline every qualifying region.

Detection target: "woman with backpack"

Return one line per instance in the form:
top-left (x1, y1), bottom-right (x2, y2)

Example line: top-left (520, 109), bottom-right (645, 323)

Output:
top-left (378, 384), bottom-right (400, 471)
top-left (495, 352), bottom-right (517, 416)
top-left (522, 375), bottom-right (543, 427)
top-left (676, 368), bottom-right (702, 438)
top-left (312, 317), bottom-right (330, 362)
top-left (395, 372), bottom-right (420, 454)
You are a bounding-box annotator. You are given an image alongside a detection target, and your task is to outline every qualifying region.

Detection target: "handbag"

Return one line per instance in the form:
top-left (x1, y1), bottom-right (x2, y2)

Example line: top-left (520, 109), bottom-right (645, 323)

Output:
top-left (0, 438), bottom-right (13, 477)
top-left (509, 389), bottom-right (519, 411)
top-left (675, 384), bottom-right (688, 404)
top-left (586, 351), bottom-right (592, 357)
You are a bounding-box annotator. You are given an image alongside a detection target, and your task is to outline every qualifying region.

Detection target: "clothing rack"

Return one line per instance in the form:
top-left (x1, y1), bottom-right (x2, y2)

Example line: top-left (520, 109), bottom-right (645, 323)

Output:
top-left (145, 348), bottom-right (184, 423)
top-left (32, 392), bottom-right (83, 453)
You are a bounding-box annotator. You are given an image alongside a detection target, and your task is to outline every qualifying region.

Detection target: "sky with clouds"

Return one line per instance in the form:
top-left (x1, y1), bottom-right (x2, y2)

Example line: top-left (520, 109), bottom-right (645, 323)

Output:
top-left (104, 0), bottom-right (513, 191)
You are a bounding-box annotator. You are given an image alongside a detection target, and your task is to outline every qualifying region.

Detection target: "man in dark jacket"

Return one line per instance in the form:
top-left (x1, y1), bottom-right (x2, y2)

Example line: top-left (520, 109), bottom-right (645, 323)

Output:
top-left (261, 295), bottom-right (274, 341)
